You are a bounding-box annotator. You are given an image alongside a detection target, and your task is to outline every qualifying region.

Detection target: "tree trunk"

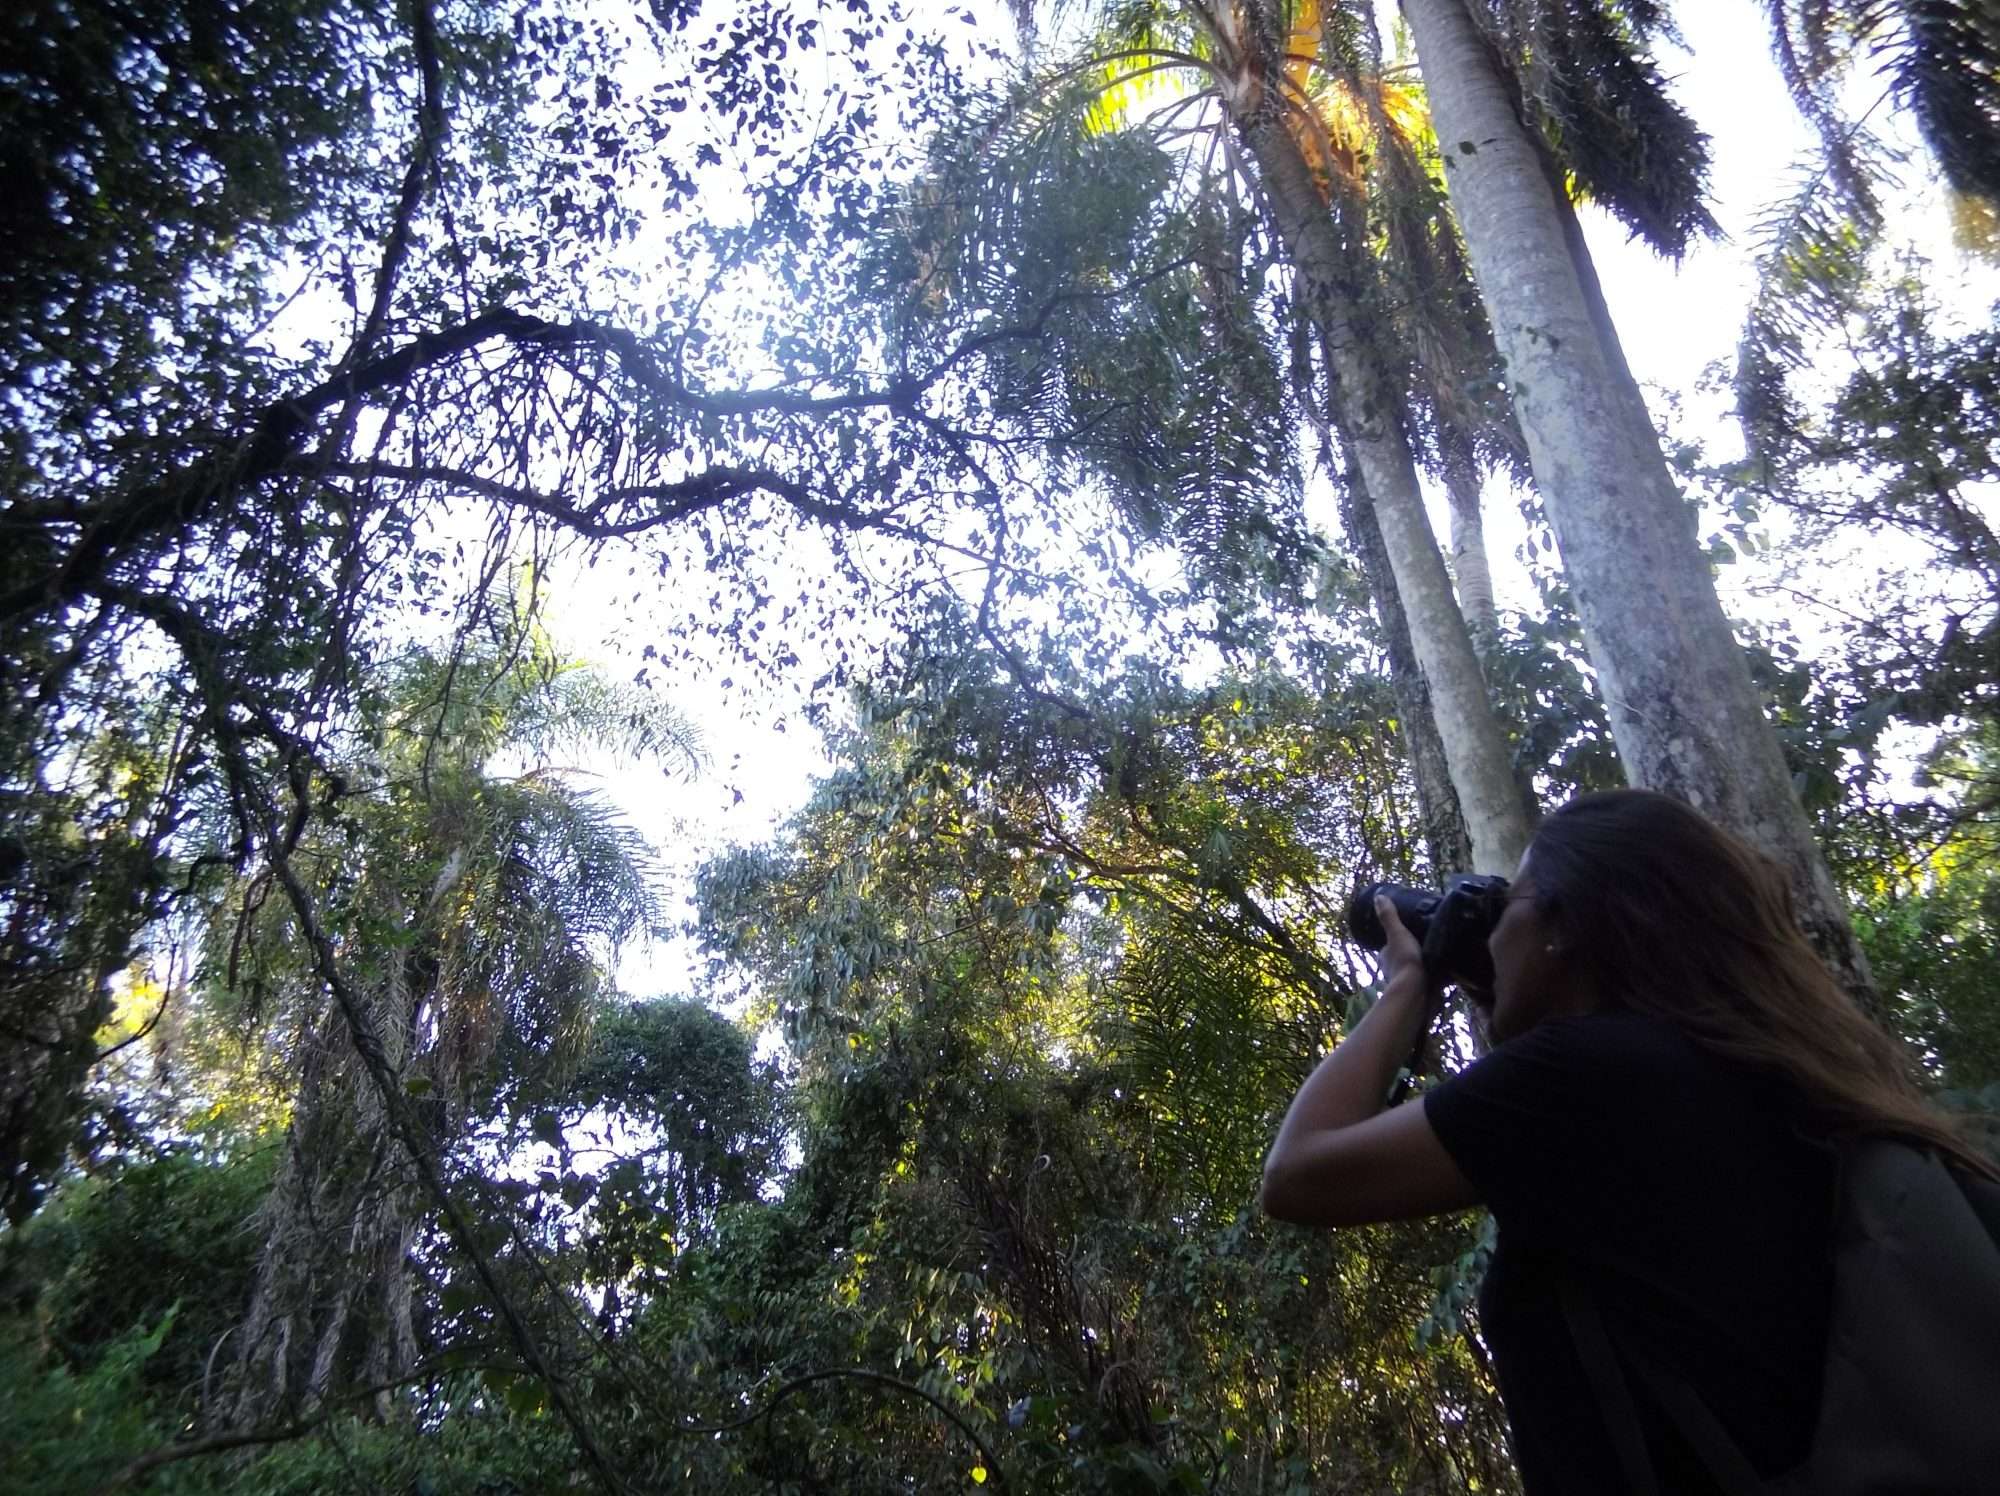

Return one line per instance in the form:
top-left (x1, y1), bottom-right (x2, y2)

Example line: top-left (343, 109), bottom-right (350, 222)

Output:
top-left (1440, 427), bottom-right (1500, 665)
top-left (1338, 445), bottom-right (1477, 879)
top-left (226, 970), bottom-right (424, 1429)
top-left (1398, 0), bottom-right (1875, 1004)
top-left (1439, 426), bottom-right (1545, 832)
top-left (1236, 95), bottom-right (1531, 876)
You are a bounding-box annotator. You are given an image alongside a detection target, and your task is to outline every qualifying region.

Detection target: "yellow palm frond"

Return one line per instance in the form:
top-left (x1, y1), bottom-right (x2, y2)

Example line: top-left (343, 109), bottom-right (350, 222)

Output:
top-left (1290, 78), bottom-right (1373, 200)
top-left (1281, 68), bottom-right (1442, 206)
top-left (1373, 77), bottom-right (1432, 147)
top-left (1282, 0), bottom-right (1322, 97)
top-left (1082, 51), bottom-right (1199, 135)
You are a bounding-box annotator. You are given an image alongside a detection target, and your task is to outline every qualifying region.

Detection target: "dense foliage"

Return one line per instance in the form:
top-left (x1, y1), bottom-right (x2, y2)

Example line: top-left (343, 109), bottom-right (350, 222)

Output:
top-left (2, 0), bottom-right (1996, 1492)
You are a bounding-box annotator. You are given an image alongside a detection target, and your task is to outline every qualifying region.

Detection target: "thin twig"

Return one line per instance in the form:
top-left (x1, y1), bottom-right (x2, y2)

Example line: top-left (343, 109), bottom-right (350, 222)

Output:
top-left (96, 1358), bottom-right (521, 1495)
top-left (673, 1367), bottom-right (1010, 1492)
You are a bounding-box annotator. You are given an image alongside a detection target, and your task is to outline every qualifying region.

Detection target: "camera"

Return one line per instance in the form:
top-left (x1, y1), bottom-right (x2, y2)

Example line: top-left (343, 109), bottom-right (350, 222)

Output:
top-left (1346, 874), bottom-right (1511, 989)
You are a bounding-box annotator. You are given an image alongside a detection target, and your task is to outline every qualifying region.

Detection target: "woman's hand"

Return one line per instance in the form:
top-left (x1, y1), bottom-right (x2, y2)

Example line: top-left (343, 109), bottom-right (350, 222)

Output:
top-left (1259, 897), bottom-right (1480, 1227)
top-left (1373, 895), bottom-right (1431, 996)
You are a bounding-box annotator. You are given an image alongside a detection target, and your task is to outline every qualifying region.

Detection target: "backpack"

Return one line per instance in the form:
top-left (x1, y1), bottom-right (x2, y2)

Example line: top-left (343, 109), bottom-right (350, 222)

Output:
top-left (1562, 1140), bottom-right (2000, 1495)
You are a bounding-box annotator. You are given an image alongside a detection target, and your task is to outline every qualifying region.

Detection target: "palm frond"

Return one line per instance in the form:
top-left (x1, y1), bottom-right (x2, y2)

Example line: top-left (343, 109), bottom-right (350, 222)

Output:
top-left (1486, 0), bottom-right (1720, 256)
top-left (493, 779), bottom-right (669, 946)
top-left (1760, 0), bottom-right (1901, 214)
top-left (1103, 920), bottom-right (1329, 1220)
top-left (423, 780), bottom-right (663, 1092)
top-left (1891, 0), bottom-right (2000, 205)
top-left (885, 72), bottom-right (1317, 609)
top-left (374, 608), bottom-right (704, 783)
top-left (1733, 131), bottom-right (1899, 455)
top-left (1354, 72), bottom-right (1529, 483)
top-left (1739, 0), bottom-right (1999, 457)
top-left (528, 668), bottom-right (707, 780)
top-left (1770, 1), bottom-right (2000, 207)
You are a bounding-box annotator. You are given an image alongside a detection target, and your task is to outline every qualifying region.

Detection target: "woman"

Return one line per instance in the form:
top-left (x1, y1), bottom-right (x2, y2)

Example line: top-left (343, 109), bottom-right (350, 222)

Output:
top-left (1260, 789), bottom-right (1993, 1494)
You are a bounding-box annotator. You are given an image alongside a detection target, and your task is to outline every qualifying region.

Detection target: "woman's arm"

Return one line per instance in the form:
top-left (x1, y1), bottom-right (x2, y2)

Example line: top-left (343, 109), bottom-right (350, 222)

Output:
top-left (1260, 899), bottom-right (1482, 1227)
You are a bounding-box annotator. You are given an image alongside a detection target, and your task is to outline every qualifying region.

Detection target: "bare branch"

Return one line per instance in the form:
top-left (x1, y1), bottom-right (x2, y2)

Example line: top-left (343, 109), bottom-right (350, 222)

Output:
top-left (338, 0), bottom-right (447, 374)
top-left (7, 254), bottom-right (1199, 627)
top-left (94, 1358), bottom-right (526, 1495)
top-left (670, 1367), bottom-right (1010, 1492)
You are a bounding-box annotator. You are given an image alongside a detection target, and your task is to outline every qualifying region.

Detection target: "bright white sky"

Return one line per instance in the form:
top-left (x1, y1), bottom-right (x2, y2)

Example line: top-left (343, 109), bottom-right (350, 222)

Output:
top-left (548, 6), bottom-right (1999, 999)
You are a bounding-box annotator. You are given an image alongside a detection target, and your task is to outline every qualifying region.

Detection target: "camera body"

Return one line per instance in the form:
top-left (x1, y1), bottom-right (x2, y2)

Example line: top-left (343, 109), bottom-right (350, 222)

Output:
top-left (1346, 874), bottom-right (1511, 989)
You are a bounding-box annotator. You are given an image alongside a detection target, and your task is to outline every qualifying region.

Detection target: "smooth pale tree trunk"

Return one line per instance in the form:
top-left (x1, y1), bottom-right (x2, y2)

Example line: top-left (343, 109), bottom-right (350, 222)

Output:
top-left (1439, 426), bottom-right (1546, 830)
top-left (1399, 0), bottom-right (1874, 1003)
top-left (1193, 226), bottom-right (1479, 875)
top-left (1339, 446), bottom-right (1477, 878)
top-left (1236, 98), bottom-right (1531, 876)
top-left (1440, 428), bottom-right (1500, 665)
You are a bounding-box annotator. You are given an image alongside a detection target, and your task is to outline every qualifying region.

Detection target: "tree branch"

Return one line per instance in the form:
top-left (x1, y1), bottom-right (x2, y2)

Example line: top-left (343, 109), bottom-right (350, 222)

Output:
top-left (338, 0), bottom-right (446, 375)
top-left (5, 254), bottom-right (1206, 629)
top-left (672, 1367), bottom-right (1009, 1492)
top-left (94, 1358), bottom-right (526, 1495)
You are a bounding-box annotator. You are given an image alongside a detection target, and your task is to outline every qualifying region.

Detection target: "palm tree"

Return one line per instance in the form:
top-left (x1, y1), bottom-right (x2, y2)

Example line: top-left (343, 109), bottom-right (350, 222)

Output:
top-left (1195, 0), bottom-right (1532, 875)
top-left (1397, 0), bottom-right (1878, 1002)
top-left (220, 598), bottom-right (699, 1425)
top-left (942, 0), bottom-right (1534, 873)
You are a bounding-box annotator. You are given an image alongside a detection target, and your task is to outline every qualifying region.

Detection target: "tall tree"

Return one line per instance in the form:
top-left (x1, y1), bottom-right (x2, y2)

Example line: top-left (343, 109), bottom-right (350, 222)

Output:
top-left (220, 610), bottom-right (694, 1426)
top-left (1398, 0), bottom-right (1876, 999)
top-left (1209, 0), bottom-right (1531, 874)
top-left (982, 0), bottom-right (1533, 873)
top-left (885, 76), bottom-right (1482, 873)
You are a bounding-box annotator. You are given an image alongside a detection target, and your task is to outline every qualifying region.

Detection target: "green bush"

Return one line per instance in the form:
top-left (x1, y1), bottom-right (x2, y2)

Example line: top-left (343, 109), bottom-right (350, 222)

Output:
top-left (29, 1146), bottom-right (276, 1409)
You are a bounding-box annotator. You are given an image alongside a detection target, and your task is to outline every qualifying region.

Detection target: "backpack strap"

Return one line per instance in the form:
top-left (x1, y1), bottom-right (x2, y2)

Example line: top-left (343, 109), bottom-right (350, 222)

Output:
top-left (1558, 1278), bottom-right (1772, 1496)
top-left (1621, 1352), bottom-right (1770, 1496)
top-left (1556, 1278), bottom-right (1661, 1496)
top-left (1960, 1162), bottom-right (2000, 1243)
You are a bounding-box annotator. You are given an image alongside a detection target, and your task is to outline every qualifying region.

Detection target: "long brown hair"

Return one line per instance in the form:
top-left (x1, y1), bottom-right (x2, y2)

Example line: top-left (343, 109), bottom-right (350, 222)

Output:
top-left (1528, 789), bottom-right (1996, 1179)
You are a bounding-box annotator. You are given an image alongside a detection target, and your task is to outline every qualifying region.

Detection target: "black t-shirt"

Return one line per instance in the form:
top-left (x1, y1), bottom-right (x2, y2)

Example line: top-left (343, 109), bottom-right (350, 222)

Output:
top-left (1423, 1012), bottom-right (1835, 1495)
